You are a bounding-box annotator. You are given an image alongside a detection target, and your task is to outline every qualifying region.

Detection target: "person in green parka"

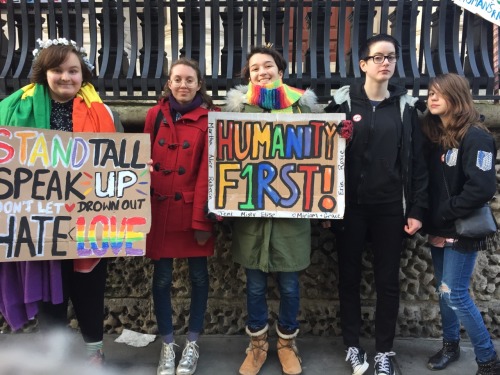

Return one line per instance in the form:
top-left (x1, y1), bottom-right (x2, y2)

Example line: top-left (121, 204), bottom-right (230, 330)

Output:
top-left (224, 45), bottom-right (320, 375)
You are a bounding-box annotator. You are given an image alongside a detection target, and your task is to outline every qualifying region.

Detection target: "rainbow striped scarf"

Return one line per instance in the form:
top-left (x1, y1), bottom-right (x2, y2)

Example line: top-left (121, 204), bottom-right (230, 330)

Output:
top-left (246, 79), bottom-right (305, 113)
top-left (0, 83), bottom-right (115, 132)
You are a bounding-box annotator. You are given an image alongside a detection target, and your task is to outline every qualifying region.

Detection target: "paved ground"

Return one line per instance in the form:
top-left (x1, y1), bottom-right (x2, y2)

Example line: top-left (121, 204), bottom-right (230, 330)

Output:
top-left (1, 331), bottom-right (497, 374)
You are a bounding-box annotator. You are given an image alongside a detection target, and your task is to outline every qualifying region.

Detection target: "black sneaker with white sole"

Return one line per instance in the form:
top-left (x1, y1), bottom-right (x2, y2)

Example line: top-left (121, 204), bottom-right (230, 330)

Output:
top-left (374, 351), bottom-right (396, 375)
top-left (345, 346), bottom-right (369, 375)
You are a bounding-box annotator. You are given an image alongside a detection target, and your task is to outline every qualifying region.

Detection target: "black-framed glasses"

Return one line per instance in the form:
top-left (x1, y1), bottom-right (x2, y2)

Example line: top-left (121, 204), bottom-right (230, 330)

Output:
top-left (364, 55), bottom-right (398, 64)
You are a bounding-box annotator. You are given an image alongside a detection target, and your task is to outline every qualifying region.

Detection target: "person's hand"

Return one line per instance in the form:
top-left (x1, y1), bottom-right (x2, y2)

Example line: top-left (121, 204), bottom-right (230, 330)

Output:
top-left (321, 220), bottom-right (331, 229)
top-left (147, 159), bottom-right (153, 172)
top-left (404, 218), bottom-right (422, 235)
top-left (194, 230), bottom-right (212, 245)
top-left (204, 203), bottom-right (224, 222)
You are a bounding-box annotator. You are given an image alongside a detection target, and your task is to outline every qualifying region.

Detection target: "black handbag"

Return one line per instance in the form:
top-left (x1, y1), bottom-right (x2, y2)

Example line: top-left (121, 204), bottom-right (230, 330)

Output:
top-left (442, 166), bottom-right (498, 239)
top-left (454, 204), bottom-right (497, 238)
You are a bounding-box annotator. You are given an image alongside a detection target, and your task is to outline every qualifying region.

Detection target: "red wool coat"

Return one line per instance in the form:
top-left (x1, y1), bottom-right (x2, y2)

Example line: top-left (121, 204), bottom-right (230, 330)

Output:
top-left (144, 99), bottom-right (215, 260)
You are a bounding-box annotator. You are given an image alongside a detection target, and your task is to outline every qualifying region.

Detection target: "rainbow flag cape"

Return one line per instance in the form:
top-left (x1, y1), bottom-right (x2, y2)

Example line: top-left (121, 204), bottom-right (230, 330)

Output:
top-left (0, 83), bottom-right (115, 273)
top-left (0, 83), bottom-right (115, 132)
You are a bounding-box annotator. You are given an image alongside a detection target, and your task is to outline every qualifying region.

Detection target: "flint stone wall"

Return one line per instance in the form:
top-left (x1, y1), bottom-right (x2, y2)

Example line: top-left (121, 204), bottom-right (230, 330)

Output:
top-left (95, 225), bottom-right (499, 339)
top-left (1, 106), bottom-right (499, 339)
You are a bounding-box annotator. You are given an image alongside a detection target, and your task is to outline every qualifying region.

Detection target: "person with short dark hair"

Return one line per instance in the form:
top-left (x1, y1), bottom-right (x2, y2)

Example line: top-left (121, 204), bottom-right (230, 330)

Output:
top-left (323, 34), bottom-right (428, 375)
top-left (0, 37), bottom-right (118, 365)
top-left (421, 73), bottom-right (500, 375)
top-left (225, 45), bottom-right (320, 375)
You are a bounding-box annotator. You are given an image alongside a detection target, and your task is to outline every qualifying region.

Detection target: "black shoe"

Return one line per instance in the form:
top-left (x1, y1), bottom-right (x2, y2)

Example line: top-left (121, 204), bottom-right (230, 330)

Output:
top-left (477, 357), bottom-right (500, 375)
top-left (427, 340), bottom-right (460, 370)
top-left (345, 347), bottom-right (368, 375)
top-left (374, 352), bottom-right (395, 375)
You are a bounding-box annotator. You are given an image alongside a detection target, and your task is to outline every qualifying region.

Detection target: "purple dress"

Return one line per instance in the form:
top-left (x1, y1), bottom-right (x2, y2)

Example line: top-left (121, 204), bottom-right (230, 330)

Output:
top-left (0, 261), bottom-right (63, 331)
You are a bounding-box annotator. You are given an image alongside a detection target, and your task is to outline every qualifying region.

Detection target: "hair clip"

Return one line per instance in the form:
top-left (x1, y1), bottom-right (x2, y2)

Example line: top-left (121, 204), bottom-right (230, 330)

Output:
top-left (265, 42), bottom-right (274, 48)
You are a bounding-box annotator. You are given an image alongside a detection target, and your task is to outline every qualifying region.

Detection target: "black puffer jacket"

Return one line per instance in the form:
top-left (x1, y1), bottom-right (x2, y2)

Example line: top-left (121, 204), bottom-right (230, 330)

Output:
top-left (325, 83), bottom-right (428, 220)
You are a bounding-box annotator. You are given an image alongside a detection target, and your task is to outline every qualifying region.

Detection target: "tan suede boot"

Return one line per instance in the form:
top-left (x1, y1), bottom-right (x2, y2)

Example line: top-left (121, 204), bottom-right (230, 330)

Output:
top-left (277, 326), bottom-right (302, 375)
top-left (239, 325), bottom-right (269, 375)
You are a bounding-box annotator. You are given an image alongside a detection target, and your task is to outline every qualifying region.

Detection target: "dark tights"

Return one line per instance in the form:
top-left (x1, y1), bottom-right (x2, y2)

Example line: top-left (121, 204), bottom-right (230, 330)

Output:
top-left (38, 259), bottom-right (107, 343)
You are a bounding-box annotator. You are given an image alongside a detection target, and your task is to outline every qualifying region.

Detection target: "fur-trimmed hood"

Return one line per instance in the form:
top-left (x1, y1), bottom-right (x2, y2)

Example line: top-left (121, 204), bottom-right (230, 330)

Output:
top-left (224, 84), bottom-right (320, 113)
top-left (332, 84), bottom-right (419, 122)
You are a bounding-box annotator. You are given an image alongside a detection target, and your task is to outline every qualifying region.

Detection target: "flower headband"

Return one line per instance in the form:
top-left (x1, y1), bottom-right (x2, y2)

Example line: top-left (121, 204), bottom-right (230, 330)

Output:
top-left (32, 38), bottom-right (94, 71)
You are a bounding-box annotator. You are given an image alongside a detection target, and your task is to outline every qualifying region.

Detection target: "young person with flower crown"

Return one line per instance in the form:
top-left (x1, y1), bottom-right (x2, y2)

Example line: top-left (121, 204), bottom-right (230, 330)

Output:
top-left (0, 37), bottom-right (118, 364)
top-left (322, 34), bottom-right (428, 375)
top-left (224, 45), bottom-right (320, 375)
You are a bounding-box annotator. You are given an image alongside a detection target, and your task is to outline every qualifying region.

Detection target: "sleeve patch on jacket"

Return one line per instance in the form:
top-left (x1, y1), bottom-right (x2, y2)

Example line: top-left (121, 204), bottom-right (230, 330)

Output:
top-left (445, 148), bottom-right (458, 166)
top-left (476, 150), bottom-right (493, 171)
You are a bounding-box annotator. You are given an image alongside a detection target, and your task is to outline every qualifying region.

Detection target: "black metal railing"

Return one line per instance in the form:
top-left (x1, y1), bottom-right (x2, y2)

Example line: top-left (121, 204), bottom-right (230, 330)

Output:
top-left (0, 0), bottom-right (498, 102)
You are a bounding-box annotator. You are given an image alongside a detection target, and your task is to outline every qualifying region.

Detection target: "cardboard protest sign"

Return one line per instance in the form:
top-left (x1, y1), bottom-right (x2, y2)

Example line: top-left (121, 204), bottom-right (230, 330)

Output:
top-left (207, 112), bottom-right (346, 219)
top-left (453, 0), bottom-right (500, 26)
top-left (0, 127), bottom-right (151, 262)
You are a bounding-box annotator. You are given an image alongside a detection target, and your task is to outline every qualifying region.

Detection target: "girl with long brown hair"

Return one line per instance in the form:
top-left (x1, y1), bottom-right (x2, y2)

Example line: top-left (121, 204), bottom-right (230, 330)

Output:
top-left (421, 73), bottom-right (499, 375)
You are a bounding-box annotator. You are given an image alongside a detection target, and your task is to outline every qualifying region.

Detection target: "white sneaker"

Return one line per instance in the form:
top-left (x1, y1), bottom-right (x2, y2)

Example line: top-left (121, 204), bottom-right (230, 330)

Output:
top-left (176, 340), bottom-right (199, 375)
top-left (158, 342), bottom-right (177, 375)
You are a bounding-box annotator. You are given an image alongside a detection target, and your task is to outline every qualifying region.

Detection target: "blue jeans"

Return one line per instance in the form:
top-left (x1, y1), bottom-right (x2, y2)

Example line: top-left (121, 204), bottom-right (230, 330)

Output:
top-left (245, 268), bottom-right (300, 332)
top-left (431, 246), bottom-right (497, 363)
top-left (152, 257), bottom-right (209, 336)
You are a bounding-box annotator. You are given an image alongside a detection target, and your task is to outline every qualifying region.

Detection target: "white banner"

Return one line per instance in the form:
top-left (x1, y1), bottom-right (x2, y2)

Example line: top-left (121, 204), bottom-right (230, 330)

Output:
top-left (453, 0), bottom-right (500, 26)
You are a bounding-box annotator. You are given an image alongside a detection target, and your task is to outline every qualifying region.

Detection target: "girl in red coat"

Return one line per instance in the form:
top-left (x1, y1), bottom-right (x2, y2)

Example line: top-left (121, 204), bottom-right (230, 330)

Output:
top-left (144, 58), bottom-right (217, 375)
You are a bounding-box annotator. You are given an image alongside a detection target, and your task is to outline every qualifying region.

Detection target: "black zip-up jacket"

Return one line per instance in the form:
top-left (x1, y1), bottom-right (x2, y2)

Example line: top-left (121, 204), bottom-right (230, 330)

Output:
top-left (424, 126), bottom-right (497, 239)
top-left (325, 83), bottom-right (428, 220)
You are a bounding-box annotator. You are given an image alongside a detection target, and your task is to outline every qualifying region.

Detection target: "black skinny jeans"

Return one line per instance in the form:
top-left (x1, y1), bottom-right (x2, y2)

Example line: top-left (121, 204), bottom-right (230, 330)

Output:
top-left (38, 259), bottom-right (108, 343)
top-left (336, 201), bottom-right (405, 353)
